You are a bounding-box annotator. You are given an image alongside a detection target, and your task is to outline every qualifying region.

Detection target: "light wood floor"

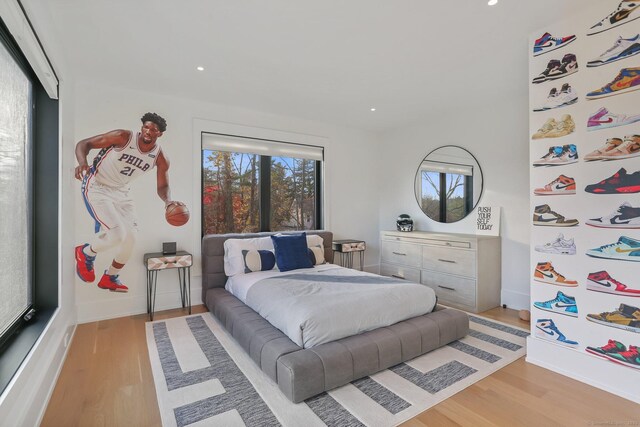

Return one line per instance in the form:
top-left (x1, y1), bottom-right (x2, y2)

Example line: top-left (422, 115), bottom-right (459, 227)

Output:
top-left (41, 306), bottom-right (639, 427)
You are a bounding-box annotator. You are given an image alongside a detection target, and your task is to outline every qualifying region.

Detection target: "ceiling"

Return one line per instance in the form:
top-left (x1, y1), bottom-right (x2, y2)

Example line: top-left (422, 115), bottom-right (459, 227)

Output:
top-left (23, 0), bottom-right (584, 132)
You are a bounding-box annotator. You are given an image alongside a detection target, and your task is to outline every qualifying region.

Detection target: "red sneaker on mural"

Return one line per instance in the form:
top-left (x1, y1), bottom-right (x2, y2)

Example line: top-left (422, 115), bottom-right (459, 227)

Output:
top-left (75, 244), bottom-right (96, 283)
top-left (98, 271), bottom-right (129, 292)
top-left (587, 271), bottom-right (640, 296)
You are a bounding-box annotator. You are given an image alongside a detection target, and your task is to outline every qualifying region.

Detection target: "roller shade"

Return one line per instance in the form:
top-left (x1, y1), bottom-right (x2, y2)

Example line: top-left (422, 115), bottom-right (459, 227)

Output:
top-left (420, 161), bottom-right (473, 176)
top-left (202, 133), bottom-right (324, 161)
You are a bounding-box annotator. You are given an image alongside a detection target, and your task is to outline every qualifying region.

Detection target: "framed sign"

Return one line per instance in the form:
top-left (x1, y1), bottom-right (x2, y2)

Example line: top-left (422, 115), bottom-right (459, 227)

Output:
top-left (476, 206), bottom-right (500, 236)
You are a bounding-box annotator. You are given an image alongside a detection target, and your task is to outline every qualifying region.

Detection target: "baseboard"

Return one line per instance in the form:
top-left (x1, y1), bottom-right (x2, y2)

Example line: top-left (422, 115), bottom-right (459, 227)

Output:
top-left (77, 286), bottom-right (203, 323)
top-left (0, 309), bottom-right (76, 426)
top-left (35, 322), bottom-right (77, 426)
top-left (500, 288), bottom-right (529, 311)
top-left (526, 337), bottom-right (639, 404)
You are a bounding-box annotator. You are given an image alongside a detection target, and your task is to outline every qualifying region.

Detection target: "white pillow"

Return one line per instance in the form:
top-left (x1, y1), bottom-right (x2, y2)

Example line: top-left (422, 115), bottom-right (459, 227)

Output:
top-left (308, 245), bottom-right (326, 265)
top-left (224, 238), bottom-right (259, 276)
top-left (307, 234), bottom-right (324, 249)
top-left (256, 236), bottom-right (275, 251)
top-left (224, 234), bottom-right (325, 276)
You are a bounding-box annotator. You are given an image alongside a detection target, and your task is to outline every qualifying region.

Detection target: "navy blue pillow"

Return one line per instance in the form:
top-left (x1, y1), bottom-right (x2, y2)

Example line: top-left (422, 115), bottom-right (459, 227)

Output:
top-left (241, 249), bottom-right (276, 273)
top-left (271, 233), bottom-right (313, 272)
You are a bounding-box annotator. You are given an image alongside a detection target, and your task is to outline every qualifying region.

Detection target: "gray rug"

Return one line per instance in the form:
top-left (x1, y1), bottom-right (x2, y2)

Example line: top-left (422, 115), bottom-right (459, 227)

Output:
top-left (146, 313), bottom-right (528, 427)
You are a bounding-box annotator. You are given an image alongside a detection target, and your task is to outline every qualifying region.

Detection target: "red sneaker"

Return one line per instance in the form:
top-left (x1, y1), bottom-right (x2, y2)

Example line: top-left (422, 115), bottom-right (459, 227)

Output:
top-left (587, 271), bottom-right (640, 297)
top-left (75, 244), bottom-right (96, 282)
top-left (97, 272), bottom-right (129, 292)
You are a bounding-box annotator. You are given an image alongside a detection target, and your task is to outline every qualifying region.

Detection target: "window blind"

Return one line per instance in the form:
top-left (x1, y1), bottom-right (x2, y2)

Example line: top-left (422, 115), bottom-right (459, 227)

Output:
top-left (202, 133), bottom-right (324, 161)
top-left (419, 161), bottom-right (473, 176)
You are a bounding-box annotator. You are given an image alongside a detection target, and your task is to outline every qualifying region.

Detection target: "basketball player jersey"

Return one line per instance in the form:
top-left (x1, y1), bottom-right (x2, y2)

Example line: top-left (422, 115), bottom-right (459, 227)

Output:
top-left (91, 131), bottom-right (161, 188)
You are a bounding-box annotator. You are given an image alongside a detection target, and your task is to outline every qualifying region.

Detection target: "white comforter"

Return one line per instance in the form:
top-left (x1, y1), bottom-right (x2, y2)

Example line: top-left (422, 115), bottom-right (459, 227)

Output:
top-left (225, 264), bottom-right (437, 348)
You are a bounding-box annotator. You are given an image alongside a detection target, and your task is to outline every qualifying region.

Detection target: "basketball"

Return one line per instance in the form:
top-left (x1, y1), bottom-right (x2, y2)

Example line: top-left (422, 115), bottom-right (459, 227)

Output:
top-left (165, 203), bottom-right (190, 226)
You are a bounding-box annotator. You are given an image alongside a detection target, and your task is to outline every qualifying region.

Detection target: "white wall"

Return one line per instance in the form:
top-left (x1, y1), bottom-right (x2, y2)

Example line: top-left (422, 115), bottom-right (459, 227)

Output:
top-left (378, 97), bottom-right (530, 309)
top-left (73, 81), bottom-right (381, 323)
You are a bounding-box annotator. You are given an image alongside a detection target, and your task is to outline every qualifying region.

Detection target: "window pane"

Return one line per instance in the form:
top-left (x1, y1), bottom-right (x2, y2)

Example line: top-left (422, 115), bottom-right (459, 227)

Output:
top-left (0, 40), bottom-right (32, 337)
top-left (270, 157), bottom-right (316, 231)
top-left (445, 173), bottom-right (467, 222)
top-left (202, 150), bottom-right (260, 234)
top-left (420, 171), bottom-right (441, 222)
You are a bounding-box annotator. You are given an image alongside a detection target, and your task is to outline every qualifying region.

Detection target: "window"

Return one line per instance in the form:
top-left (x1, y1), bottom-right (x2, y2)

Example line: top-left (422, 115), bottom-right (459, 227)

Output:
top-left (418, 161), bottom-right (473, 223)
top-left (0, 18), bottom-right (59, 395)
top-left (0, 24), bottom-right (33, 351)
top-left (202, 134), bottom-right (323, 234)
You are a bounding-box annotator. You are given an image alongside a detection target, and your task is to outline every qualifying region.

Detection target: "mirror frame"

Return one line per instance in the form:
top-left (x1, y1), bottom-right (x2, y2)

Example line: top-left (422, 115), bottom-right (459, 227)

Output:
top-left (413, 145), bottom-right (484, 224)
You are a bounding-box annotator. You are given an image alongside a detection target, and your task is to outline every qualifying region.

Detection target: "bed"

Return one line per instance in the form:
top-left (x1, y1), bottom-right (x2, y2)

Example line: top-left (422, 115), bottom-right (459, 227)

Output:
top-left (202, 231), bottom-right (469, 403)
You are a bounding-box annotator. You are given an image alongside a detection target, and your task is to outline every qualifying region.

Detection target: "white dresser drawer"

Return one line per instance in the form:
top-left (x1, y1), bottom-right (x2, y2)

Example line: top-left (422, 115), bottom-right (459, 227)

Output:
top-left (422, 246), bottom-right (476, 278)
top-left (421, 271), bottom-right (476, 308)
top-left (380, 263), bottom-right (421, 283)
top-left (381, 241), bottom-right (421, 267)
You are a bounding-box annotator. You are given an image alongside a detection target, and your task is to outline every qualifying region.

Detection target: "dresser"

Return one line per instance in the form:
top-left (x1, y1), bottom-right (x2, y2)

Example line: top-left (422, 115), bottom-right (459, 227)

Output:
top-left (379, 231), bottom-right (501, 313)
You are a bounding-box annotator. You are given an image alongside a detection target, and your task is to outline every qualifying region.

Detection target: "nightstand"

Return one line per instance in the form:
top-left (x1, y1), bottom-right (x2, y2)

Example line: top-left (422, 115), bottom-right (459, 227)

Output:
top-left (143, 251), bottom-right (192, 321)
top-left (332, 239), bottom-right (366, 271)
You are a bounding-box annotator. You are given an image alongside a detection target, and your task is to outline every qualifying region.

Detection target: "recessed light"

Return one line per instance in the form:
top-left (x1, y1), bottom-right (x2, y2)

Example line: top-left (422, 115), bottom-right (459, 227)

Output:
top-left (370, 108), bottom-right (376, 112)
top-left (488, 0), bottom-right (498, 5)
top-left (196, 66), bottom-right (205, 71)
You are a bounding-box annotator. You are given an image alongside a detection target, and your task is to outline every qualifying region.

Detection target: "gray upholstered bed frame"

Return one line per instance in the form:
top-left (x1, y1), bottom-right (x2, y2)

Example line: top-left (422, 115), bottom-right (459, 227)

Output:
top-left (202, 231), bottom-right (469, 403)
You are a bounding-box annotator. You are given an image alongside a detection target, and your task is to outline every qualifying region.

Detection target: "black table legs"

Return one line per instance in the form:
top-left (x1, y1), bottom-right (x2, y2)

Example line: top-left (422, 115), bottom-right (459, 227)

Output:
top-left (146, 266), bottom-right (191, 321)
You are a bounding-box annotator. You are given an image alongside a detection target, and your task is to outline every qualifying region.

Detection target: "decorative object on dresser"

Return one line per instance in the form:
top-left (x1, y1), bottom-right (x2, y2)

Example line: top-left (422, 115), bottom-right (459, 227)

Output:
top-left (332, 239), bottom-right (366, 270)
top-left (144, 251), bottom-right (192, 321)
top-left (396, 214), bottom-right (414, 231)
top-left (380, 230), bottom-right (501, 313)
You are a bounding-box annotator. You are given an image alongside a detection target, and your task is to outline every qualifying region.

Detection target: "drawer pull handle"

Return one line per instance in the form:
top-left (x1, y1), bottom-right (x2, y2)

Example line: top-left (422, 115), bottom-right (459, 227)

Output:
top-left (446, 242), bottom-right (452, 246)
top-left (438, 258), bottom-right (456, 264)
top-left (391, 274), bottom-right (405, 280)
top-left (438, 285), bottom-right (456, 291)
top-left (392, 252), bottom-right (407, 256)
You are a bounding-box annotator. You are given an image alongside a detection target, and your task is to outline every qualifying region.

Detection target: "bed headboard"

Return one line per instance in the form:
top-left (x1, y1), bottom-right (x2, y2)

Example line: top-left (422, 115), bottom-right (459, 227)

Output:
top-left (201, 231), bottom-right (334, 301)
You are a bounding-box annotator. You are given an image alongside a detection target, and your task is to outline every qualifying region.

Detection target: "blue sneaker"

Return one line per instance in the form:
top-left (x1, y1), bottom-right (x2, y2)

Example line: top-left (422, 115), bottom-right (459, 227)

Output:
top-left (535, 319), bottom-right (579, 347)
top-left (534, 32), bottom-right (576, 57)
top-left (534, 291), bottom-right (578, 317)
top-left (586, 236), bottom-right (640, 262)
top-left (587, 34), bottom-right (640, 67)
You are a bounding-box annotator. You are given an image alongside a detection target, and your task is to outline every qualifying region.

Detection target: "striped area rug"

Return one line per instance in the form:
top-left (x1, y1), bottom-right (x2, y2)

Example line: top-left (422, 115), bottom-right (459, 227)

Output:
top-left (146, 312), bottom-right (528, 427)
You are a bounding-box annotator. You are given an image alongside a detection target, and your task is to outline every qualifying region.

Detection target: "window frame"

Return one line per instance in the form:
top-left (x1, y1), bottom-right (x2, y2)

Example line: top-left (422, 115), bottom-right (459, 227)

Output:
top-left (421, 170), bottom-right (472, 223)
top-left (0, 16), bottom-right (59, 395)
top-left (0, 19), bottom-right (35, 352)
top-left (201, 135), bottom-right (324, 236)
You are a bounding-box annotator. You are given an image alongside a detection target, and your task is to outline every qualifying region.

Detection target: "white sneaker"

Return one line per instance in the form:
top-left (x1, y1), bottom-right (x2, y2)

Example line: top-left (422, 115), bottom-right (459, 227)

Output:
top-left (588, 1), bottom-right (640, 36)
top-left (533, 84), bottom-right (578, 112)
top-left (587, 107), bottom-right (640, 131)
top-left (586, 202), bottom-right (640, 229)
top-left (553, 84), bottom-right (578, 109)
top-left (535, 233), bottom-right (577, 255)
top-left (588, 34), bottom-right (640, 67)
top-left (533, 87), bottom-right (559, 112)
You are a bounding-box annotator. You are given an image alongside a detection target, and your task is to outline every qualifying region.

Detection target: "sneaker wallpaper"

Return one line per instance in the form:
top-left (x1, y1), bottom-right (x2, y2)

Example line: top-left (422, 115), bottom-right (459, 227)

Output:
top-left (530, 0), bottom-right (640, 373)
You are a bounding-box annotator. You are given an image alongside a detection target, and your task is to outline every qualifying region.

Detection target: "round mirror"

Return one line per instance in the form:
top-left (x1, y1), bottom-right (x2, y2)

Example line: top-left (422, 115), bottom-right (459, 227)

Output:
top-left (414, 146), bottom-right (483, 223)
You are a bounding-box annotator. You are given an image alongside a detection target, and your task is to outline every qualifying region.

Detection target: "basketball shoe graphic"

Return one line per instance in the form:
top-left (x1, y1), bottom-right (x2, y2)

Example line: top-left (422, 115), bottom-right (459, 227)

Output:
top-left (534, 262), bottom-right (578, 286)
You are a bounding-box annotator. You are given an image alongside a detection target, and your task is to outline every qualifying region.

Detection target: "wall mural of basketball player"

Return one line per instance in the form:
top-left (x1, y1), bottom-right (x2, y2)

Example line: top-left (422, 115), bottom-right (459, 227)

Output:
top-left (74, 112), bottom-right (187, 292)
